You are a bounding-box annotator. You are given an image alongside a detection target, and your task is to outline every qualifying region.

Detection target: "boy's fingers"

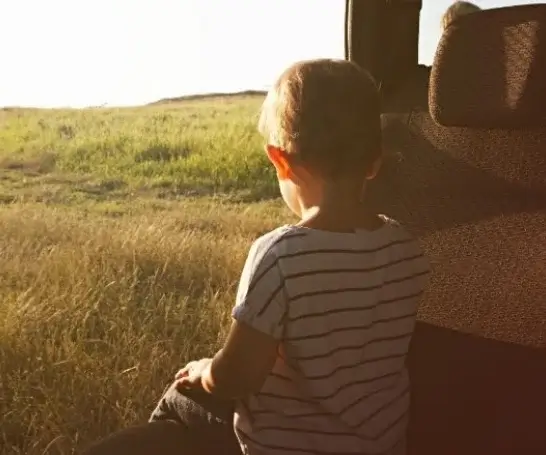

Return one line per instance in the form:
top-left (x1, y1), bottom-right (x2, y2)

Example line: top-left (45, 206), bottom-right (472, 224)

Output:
top-left (174, 368), bottom-right (189, 380)
top-left (175, 376), bottom-right (199, 392)
top-left (174, 361), bottom-right (197, 379)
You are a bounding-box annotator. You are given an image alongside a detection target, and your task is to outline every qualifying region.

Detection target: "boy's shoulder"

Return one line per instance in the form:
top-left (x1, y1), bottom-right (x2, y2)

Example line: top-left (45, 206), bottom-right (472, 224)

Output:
top-left (249, 225), bottom-right (302, 259)
top-left (239, 226), bottom-right (301, 277)
top-left (249, 216), bottom-right (416, 259)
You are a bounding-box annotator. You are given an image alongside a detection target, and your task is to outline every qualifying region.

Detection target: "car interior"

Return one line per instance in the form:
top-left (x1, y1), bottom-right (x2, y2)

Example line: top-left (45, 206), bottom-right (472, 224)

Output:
top-left (345, 1), bottom-right (546, 454)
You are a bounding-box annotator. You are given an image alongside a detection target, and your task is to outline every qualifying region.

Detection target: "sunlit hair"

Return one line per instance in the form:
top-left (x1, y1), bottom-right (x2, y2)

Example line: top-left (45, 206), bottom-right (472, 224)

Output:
top-left (258, 59), bottom-right (382, 179)
top-left (441, 1), bottom-right (481, 31)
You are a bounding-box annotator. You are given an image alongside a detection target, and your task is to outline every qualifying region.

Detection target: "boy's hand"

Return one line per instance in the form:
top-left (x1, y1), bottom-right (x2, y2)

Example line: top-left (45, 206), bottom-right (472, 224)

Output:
top-left (175, 358), bottom-right (212, 390)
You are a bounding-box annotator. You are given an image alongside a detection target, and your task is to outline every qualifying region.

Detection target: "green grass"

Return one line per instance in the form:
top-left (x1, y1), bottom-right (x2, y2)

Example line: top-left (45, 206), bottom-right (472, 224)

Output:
top-left (0, 96), bottom-right (277, 205)
top-left (0, 95), bottom-right (293, 455)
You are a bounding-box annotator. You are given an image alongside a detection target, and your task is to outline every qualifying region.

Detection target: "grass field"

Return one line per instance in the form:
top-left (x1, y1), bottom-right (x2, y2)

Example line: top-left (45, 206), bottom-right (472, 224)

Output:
top-left (0, 95), bottom-right (292, 455)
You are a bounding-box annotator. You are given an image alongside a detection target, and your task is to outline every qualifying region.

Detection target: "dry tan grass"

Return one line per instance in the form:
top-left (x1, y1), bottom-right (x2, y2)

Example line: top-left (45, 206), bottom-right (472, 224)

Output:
top-left (0, 200), bottom-right (289, 454)
top-left (0, 95), bottom-right (291, 454)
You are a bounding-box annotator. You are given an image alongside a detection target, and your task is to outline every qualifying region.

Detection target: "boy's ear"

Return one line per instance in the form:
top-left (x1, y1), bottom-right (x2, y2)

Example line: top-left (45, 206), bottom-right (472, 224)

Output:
top-left (265, 145), bottom-right (291, 179)
top-left (365, 155), bottom-right (382, 180)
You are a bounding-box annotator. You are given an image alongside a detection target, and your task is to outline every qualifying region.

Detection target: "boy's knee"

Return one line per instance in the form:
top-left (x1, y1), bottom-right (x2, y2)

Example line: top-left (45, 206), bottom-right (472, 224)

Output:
top-left (149, 381), bottom-right (230, 427)
top-left (149, 381), bottom-right (189, 423)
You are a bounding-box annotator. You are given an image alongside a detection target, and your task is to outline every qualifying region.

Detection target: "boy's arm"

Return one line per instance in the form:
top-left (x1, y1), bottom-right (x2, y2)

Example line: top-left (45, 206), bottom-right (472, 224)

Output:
top-left (201, 319), bottom-right (278, 398)
top-left (201, 233), bottom-right (287, 399)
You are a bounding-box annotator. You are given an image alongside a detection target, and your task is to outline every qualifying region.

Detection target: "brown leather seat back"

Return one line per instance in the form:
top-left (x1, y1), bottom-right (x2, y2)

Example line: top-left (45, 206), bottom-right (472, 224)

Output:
top-left (371, 4), bottom-right (546, 454)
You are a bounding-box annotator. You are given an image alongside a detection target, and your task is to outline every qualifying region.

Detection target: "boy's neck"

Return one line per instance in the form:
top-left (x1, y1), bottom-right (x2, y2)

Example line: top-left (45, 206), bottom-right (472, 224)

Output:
top-left (298, 181), bottom-right (383, 233)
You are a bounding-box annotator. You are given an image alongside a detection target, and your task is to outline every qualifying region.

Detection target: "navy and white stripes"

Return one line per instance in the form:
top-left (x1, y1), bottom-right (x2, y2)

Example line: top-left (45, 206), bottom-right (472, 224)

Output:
top-left (232, 218), bottom-right (429, 455)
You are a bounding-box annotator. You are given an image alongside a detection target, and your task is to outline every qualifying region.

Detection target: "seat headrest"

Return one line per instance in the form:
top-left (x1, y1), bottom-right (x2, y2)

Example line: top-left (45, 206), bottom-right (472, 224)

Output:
top-left (429, 4), bottom-right (546, 129)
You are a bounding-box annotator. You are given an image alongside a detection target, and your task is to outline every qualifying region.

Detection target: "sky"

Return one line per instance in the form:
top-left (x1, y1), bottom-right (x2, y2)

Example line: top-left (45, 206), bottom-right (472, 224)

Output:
top-left (0, 0), bottom-right (542, 108)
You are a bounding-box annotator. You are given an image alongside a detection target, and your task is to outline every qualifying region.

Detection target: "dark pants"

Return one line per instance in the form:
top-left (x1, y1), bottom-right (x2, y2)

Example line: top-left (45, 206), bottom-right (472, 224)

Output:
top-left (82, 382), bottom-right (243, 455)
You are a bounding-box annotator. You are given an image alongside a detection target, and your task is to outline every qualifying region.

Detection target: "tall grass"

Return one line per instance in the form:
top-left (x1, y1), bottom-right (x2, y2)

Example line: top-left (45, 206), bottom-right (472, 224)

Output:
top-left (0, 96), bottom-right (290, 454)
top-left (0, 97), bottom-right (277, 201)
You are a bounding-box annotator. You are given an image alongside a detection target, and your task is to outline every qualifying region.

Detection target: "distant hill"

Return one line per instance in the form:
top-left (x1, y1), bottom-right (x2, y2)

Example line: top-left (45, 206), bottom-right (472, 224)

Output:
top-left (149, 90), bottom-right (267, 105)
top-left (0, 90), bottom-right (268, 110)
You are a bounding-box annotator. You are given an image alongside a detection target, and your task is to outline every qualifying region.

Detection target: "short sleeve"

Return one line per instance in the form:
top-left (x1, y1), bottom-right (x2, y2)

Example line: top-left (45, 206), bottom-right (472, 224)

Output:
top-left (232, 235), bottom-right (287, 340)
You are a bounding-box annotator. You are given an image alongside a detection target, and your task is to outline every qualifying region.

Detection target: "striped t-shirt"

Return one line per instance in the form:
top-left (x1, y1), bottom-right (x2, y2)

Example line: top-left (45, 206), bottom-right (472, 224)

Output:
top-left (231, 216), bottom-right (430, 455)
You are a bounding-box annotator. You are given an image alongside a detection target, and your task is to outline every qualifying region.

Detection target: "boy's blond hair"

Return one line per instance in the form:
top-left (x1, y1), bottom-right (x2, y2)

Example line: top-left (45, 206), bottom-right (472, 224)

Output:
top-left (441, 1), bottom-right (481, 31)
top-left (258, 59), bottom-right (381, 179)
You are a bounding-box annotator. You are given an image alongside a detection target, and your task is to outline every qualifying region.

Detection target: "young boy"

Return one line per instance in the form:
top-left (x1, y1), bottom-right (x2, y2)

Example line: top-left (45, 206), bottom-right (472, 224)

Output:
top-left (174, 59), bottom-right (430, 455)
top-left (84, 59), bottom-right (429, 455)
